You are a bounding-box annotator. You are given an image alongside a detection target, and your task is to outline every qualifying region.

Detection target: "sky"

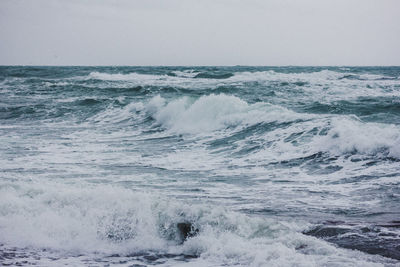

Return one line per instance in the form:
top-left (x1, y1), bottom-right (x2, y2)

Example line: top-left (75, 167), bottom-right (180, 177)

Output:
top-left (0, 0), bottom-right (399, 66)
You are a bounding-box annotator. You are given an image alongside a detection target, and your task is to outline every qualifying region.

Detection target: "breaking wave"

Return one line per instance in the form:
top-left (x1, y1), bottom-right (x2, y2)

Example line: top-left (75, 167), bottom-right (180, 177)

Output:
top-left (0, 182), bottom-right (393, 266)
top-left (145, 94), bottom-right (304, 134)
top-left (2, 66), bottom-right (400, 266)
top-left (142, 94), bottom-right (400, 159)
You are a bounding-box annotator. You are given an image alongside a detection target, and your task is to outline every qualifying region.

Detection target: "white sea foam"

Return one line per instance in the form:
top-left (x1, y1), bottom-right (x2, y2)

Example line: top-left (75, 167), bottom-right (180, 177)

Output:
top-left (83, 70), bottom-right (400, 103)
top-left (43, 81), bottom-right (70, 87)
top-left (145, 94), bottom-right (304, 134)
top-left (0, 181), bottom-right (391, 266)
top-left (87, 70), bottom-right (397, 84)
top-left (143, 94), bottom-right (400, 158)
top-left (88, 70), bottom-right (344, 83)
top-left (238, 117), bottom-right (400, 169)
top-left (232, 70), bottom-right (396, 83)
top-left (171, 70), bottom-right (199, 78)
top-left (88, 71), bottom-right (164, 82)
top-left (231, 70), bottom-right (345, 82)
top-left (315, 118), bottom-right (400, 158)
top-left (90, 101), bottom-right (145, 125)
top-left (54, 96), bottom-right (81, 103)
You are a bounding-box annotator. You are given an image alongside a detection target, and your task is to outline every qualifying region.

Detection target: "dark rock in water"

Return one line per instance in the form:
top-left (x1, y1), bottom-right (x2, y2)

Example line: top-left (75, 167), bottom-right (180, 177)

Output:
top-left (295, 244), bottom-right (308, 250)
top-left (177, 222), bottom-right (199, 243)
top-left (304, 222), bottom-right (400, 260)
top-left (305, 226), bottom-right (351, 237)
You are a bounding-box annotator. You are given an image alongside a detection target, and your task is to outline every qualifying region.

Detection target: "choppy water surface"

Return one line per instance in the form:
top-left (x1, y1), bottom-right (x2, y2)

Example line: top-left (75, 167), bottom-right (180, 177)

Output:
top-left (0, 66), bottom-right (399, 266)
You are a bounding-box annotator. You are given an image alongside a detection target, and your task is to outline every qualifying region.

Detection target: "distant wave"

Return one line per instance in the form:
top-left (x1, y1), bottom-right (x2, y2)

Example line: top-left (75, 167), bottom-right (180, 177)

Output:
top-left (87, 71), bottom-right (163, 82)
top-left (84, 71), bottom-right (400, 99)
top-left (193, 72), bottom-right (234, 79)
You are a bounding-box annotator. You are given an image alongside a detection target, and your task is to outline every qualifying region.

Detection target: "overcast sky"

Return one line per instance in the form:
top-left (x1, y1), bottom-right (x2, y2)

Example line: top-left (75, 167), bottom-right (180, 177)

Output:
top-left (1, 0), bottom-right (399, 66)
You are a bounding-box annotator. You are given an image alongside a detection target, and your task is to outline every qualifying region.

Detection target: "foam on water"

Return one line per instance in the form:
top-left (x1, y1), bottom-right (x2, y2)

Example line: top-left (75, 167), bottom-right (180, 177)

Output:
top-left (82, 70), bottom-right (400, 107)
top-left (145, 94), bottom-right (304, 134)
top-left (1, 66), bottom-right (400, 266)
top-left (0, 181), bottom-right (395, 266)
top-left (88, 71), bottom-right (164, 82)
top-left (315, 118), bottom-right (400, 158)
top-left (86, 69), bottom-right (398, 85)
top-left (142, 94), bottom-right (400, 159)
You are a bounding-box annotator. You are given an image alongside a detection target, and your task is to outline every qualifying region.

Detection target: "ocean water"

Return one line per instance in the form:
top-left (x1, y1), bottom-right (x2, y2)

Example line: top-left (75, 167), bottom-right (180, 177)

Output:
top-left (0, 66), bottom-right (399, 266)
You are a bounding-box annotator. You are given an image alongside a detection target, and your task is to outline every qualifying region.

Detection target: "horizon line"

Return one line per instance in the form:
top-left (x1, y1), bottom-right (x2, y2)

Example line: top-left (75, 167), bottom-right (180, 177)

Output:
top-left (1, 64), bottom-right (400, 67)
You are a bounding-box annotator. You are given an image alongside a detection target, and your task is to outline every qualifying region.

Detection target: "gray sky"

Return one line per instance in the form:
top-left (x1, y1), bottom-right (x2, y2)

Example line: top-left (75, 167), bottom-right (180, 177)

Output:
top-left (1, 0), bottom-right (399, 66)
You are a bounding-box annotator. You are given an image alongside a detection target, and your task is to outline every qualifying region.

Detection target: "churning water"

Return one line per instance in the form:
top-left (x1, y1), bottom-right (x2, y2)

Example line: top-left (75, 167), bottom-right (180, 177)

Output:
top-left (1, 66), bottom-right (399, 266)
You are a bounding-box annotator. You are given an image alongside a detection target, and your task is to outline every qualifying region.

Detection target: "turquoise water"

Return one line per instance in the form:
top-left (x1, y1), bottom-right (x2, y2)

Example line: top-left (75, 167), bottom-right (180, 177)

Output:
top-left (1, 66), bottom-right (399, 266)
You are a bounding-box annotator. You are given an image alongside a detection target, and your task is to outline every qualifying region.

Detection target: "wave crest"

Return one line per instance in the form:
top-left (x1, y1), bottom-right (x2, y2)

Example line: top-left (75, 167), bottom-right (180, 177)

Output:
top-left (316, 118), bottom-right (400, 158)
top-left (145, 94), bottom-right (301, 134)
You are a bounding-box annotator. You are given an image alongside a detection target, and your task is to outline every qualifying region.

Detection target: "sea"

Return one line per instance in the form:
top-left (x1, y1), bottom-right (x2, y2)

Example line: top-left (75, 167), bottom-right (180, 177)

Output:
top-left (0, 66), bottom-right (399, 266)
